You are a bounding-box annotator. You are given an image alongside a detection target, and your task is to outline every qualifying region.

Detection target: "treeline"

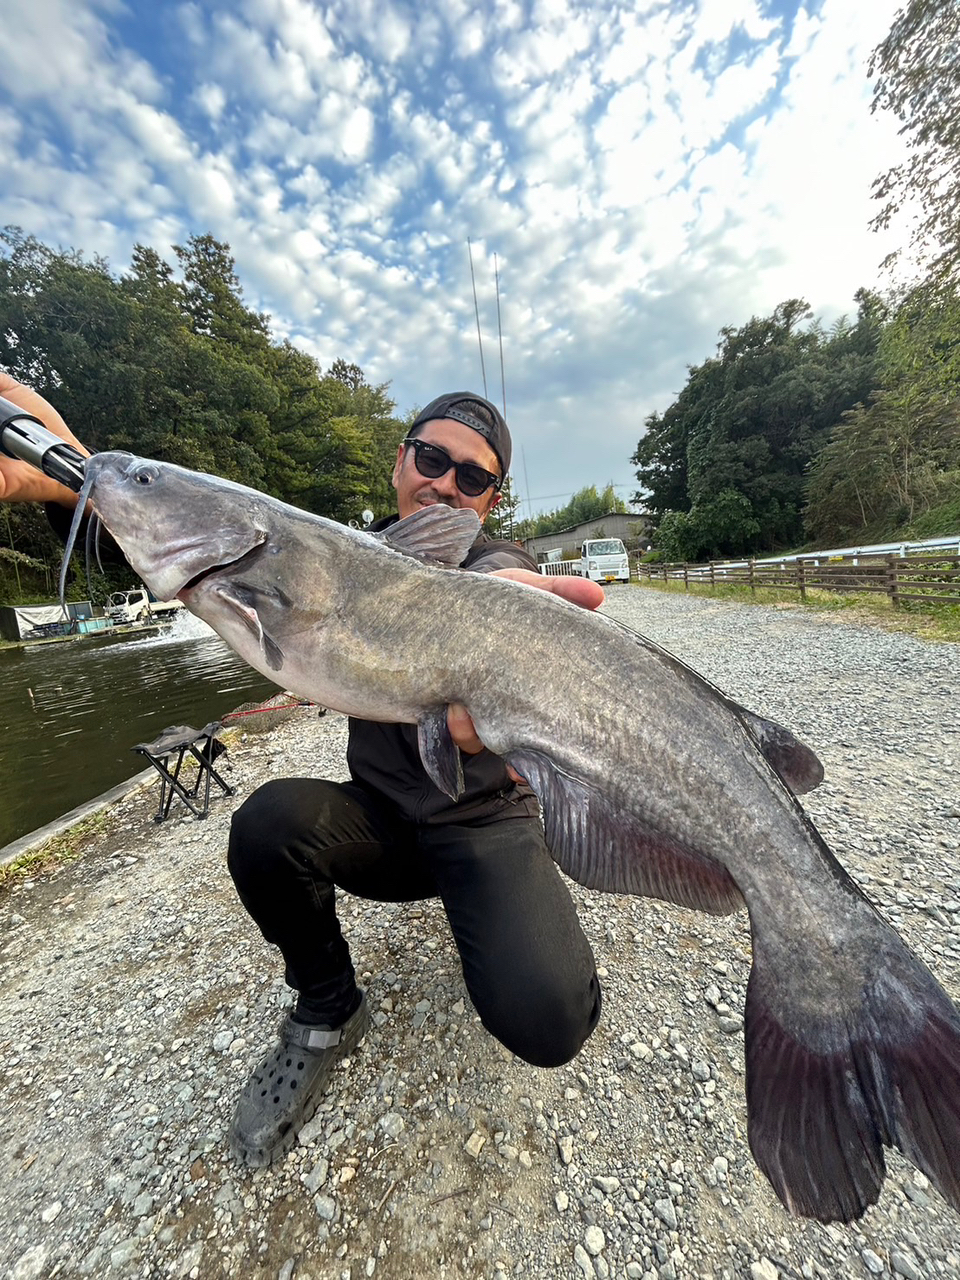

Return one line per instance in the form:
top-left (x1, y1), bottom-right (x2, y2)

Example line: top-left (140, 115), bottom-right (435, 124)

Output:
top-left (0, 227), bottom-right (407, 578)
top-left (514, 483), bottom-right (628, 541)
top-left (632, 283), bottom-right (960, 563)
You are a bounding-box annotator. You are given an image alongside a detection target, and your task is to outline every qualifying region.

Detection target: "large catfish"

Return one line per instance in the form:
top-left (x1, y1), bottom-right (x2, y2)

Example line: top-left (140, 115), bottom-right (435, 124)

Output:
top-left (68, 452), bottom-right (960, 1224)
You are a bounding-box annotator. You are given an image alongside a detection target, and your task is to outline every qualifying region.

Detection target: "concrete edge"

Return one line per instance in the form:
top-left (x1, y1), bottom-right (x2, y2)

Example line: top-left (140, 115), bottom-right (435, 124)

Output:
top-left (0, 768), bottom-right (158, 870)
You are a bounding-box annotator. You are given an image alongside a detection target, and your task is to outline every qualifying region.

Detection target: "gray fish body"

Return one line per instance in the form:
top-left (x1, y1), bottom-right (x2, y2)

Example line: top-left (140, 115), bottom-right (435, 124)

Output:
top-left (76, 452), bottom-right (960, 1225)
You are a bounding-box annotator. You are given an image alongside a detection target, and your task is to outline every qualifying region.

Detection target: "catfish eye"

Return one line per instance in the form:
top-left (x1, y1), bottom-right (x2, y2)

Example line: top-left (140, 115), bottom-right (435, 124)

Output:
top-left (126, 461), bottom-right (159, 486)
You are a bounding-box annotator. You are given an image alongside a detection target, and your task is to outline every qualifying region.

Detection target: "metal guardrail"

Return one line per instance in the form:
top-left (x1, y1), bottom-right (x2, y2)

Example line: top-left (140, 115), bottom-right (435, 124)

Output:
top-left (703, 533), bottom-right (960, 570)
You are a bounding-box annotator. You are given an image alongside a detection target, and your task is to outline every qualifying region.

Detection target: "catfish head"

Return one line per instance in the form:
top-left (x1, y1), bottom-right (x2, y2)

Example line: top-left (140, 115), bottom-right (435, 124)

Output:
top-left (80, 453), bottom-right (271, 600)
top-left (73, 451), bottom-right (334, 676)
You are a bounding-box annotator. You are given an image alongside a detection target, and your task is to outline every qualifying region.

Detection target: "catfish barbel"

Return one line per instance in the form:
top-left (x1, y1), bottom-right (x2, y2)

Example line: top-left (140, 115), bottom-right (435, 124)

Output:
top-left (65, 451), bottom-right (960, 1225)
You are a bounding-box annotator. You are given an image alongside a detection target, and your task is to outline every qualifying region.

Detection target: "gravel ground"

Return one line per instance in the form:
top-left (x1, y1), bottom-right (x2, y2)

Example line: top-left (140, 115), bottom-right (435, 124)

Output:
top-left (2, 586), bottom-right (959, 1280)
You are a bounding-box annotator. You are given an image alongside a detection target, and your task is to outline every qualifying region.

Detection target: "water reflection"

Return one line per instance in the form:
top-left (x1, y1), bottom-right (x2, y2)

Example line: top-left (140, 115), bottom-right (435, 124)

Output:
top-left (1, 618), bottom-right (277, 848)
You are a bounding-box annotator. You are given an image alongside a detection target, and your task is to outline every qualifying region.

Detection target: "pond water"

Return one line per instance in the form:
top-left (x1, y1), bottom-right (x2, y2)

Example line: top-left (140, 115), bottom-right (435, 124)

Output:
top-left (1, 614), bottom-right (277, 849)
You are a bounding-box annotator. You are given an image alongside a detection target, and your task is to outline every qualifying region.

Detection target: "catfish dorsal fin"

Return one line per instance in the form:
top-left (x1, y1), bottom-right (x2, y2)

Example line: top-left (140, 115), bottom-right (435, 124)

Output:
top-left (379, 506), bottom-right (481, 568)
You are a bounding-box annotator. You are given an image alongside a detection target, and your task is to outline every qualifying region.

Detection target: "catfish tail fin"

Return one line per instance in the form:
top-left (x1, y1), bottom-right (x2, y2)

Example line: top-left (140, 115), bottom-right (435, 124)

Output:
top-left (744, 928), bottom-right (960, 1223)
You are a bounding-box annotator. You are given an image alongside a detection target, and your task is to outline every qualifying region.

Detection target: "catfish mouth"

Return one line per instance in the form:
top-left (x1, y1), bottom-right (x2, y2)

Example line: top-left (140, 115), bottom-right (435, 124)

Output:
top-left (178, 535), bottom-right (269, 598)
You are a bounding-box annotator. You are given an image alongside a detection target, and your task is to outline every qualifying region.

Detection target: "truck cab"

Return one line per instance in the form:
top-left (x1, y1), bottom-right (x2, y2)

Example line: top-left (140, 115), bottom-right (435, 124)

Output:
top-left (580, 538), bottom-right (630, 584)
top-left (105, 587), bottom-right (184, 626)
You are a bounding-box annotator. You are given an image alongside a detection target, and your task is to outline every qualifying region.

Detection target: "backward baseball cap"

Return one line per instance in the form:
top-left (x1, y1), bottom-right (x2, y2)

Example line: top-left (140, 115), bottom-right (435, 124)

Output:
top-left (408, 391), bottom-right (511, 477)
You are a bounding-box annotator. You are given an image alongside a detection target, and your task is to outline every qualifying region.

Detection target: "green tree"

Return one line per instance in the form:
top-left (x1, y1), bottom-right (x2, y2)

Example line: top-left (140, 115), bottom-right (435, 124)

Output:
top-left (515, 483), bottom-right (628, 541)
top-left (0, 226), bottom-right (275, 483)
top-left (631, 402), bottom-right (691, 517)
top-left (328, 358), bottom-right (368, 392)
top-left (870, 0), bottom-right (960, 284)
top-left (320, 362), bottom-right (402, 520)
top-left (174, 234), bottom-right (271, 351)
top-left (656, 491), bottom-right (761, 562)
top-left (805, 281), bottom-right (960, 542)
top-left (491, 475), bottom-right (520, 540)
top-left (634, 295), bottom-right (884, 560)
top-left (0, 228), bottom-right (403, 561)
top-left (0, 226), bottom-right (145, 451)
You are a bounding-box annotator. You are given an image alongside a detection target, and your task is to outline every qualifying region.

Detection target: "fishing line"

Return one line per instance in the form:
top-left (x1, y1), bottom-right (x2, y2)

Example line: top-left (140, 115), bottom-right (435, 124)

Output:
top-left (467, 237), bottom-right (488, 399)
top-left (222, 700), bottom-right (316, 719)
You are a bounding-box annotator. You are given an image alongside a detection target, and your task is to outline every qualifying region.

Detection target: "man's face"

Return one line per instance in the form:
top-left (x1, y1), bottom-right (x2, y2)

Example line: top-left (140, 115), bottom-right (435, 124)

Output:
top-left (391, 417), bottom-right (503, 521)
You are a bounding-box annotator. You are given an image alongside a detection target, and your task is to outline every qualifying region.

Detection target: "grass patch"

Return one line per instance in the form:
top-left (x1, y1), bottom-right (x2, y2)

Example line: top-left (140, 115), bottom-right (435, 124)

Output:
top-left (0, 807), bottom-right (114, 894)
top-left (631, 578), bottom-right (960, 642)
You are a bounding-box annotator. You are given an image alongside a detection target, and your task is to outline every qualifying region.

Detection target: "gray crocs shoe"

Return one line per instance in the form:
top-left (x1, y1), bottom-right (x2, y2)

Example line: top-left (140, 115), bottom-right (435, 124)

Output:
top-left (229, 993), bottom-right (369, 1168)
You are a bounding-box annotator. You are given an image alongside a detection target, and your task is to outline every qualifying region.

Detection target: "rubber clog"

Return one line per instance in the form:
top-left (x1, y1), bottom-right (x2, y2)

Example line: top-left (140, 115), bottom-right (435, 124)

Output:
top-left (229, 992), bottom-right (369, 1168)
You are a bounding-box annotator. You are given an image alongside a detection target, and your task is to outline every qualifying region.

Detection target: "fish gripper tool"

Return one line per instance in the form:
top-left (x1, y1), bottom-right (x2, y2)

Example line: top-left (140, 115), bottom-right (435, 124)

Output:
top-left (0, 393), bottom-right (87, 494)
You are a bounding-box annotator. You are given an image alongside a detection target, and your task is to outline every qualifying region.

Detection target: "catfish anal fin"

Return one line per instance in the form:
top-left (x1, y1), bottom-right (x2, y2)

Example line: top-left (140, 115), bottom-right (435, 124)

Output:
top-left (507, 750), bottom-right (742, 915)
top-left (418, 707), bottom-right (464, 800)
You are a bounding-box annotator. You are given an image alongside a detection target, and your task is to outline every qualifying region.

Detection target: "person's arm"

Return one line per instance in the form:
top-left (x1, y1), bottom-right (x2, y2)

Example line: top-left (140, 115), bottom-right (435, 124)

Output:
top-left (0, 373), bottom-right (89, 507)
top-left (488, 567), bottom-right (604, 611)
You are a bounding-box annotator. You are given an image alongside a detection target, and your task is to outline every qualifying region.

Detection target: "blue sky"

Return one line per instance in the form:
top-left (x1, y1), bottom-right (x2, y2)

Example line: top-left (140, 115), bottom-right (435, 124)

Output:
top-left (0, 0), bottom-right (909, 517)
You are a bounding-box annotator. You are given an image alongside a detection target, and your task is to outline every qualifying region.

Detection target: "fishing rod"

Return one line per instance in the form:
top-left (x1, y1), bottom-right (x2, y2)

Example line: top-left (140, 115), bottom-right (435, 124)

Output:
top-left (0, 393), bottom-right (87, 494)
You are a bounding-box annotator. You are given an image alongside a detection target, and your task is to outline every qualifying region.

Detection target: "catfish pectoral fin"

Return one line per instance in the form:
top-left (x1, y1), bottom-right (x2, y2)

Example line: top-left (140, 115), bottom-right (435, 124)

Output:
top-left (216, 583), bottom-right (284, 671)
top-left (507, 750), bottom-right (743, 915)
top-left (260, 633), bottom-right (284, 671)
top-left (417, 707), bottom-right (464, 800)
top-left (744, 931), bottom-right (960, 1222)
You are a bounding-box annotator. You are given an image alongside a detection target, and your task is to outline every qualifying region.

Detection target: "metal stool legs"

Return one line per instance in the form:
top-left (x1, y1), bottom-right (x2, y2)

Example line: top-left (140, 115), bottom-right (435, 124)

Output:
top-left (132, 722), bottom-right (234, 821)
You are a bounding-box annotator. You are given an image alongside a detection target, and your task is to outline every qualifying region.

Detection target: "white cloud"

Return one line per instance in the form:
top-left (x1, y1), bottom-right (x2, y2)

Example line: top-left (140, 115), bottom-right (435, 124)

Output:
top-left (194, 82), bottom-right (228, 122)
top-left (339, 104), bottom-right (375, 162)
top-left (0, 0), bottom-right (914, 514)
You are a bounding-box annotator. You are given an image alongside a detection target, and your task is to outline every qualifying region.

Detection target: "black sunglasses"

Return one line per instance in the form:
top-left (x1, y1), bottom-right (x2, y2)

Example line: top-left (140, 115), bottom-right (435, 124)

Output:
top-left (402, 438), bottom-right (502, 497)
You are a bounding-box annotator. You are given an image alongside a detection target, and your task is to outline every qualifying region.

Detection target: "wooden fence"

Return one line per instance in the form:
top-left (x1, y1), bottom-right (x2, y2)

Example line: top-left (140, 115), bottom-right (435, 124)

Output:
top-left (634, 554), bottom-right (960, 609)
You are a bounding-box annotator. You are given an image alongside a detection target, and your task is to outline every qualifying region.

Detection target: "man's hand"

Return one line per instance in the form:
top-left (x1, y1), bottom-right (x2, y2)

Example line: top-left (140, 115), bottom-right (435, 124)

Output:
top-left (488, 566), bottom-right (605, 610)
top-left (0, 373), bottom-right (89, 507)
top-left (447, 568), bottom-right (606, 776)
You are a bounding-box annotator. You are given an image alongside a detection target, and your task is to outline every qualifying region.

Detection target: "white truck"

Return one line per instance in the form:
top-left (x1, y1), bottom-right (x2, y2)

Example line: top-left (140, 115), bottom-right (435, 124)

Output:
top-left (579, 537), bottom-right (631, 584)
top-left (105, 586), bottom-right (184, 626)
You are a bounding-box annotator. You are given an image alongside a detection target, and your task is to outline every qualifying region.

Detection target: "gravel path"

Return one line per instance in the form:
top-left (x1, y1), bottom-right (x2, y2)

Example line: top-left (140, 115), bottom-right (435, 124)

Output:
top-left (2, 587), bottom-right (959, 1280)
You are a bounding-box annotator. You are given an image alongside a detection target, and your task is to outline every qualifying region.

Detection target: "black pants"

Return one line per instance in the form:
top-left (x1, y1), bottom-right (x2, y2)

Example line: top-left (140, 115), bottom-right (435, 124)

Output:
top-left (227, 778), bottom-right (601, 1068)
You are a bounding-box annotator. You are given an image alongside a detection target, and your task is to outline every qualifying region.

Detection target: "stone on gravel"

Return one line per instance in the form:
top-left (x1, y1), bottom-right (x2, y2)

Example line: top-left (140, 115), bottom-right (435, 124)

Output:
top-left (890, 1251), bottom-right (922, 1280)
top-left (654, 1198), bottom-right (678, 1230)
top-left (750, 1260), bottom-right (779, 1280)
top-left (574, 1244), bottom-right (596, 1278)
top-left (464, 1130), bottom-right (486, 1158)
top-left (584, 1225), bottom-right (606, 1255)
top-left (10, 1246), bottom-right (48, 1280)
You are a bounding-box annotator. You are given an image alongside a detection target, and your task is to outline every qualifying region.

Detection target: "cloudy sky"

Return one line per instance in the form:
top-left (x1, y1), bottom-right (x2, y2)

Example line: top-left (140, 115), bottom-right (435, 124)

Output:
top-left (1, 0), bottom-right (908, 518)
